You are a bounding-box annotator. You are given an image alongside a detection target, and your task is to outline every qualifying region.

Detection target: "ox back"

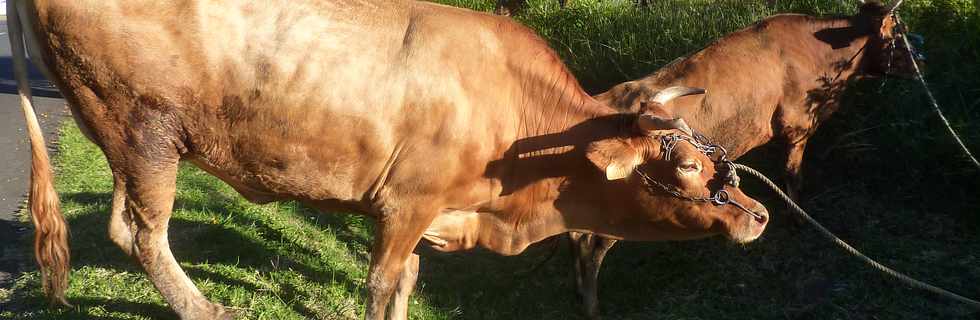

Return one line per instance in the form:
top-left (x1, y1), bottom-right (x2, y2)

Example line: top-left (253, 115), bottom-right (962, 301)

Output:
top-left (10, 0), bottom-right (771, 319)
top-left (596, 3), bottom-right (914, 191)
top-left (38, 0), bottom-right (527, 208)
top-left (574, 2), bottom-right (913, 319)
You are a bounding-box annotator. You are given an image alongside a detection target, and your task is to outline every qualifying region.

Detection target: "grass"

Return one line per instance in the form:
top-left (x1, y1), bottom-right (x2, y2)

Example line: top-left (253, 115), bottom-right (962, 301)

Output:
top-left (2, 0), bottom-right (980, 319)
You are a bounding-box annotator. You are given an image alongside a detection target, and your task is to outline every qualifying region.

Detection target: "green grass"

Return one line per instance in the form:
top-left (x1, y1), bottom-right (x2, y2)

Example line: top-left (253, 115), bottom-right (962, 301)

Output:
top-left (2, 0), bottom-right (980, 319)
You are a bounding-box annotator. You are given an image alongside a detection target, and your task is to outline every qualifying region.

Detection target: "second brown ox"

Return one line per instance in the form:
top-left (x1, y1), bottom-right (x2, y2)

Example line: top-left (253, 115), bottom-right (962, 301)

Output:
top-left (569, 1), bottom-right (918, 318)
top-left (9, 0), bottom-right (769, 319)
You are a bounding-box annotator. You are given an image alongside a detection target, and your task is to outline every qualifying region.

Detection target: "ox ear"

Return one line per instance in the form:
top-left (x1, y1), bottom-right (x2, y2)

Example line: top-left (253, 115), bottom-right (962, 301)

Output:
top-left (586, 138), bottom-right (643, 180)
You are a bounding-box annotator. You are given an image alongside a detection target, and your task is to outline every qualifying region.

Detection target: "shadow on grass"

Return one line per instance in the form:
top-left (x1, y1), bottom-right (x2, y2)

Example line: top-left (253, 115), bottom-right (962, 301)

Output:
top-left (17, 133), bottom-right (980, 320)
top-left (2, 293), bottom-right (173, 320)
top-left (290, 208), bottom-right (373, 263)
top-left (18, 136), bottom-right (980, 320)
top-left (30, 191), bottom-right (367, 319)
top-left (58, 180), bottom-right (979, 320)
top-left (61, 297), bottom-right (174, 320)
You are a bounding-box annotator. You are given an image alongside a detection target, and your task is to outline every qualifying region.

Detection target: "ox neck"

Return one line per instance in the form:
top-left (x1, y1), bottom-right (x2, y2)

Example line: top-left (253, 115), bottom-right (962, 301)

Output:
top-left (475, 79), bottom-right (628, 252)
top-left (472, 37), bottom-right (638, 252)
top-left (516, 85), bottom-right (616, 141)
top-left (811, 18), bottom-right (874, 83)
top-left (502, 39), bottom-right (618, 141)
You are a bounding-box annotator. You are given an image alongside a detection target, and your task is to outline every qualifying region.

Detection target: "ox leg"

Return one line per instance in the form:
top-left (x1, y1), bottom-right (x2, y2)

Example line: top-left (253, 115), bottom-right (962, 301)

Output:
top-left (365, 210), bottom-right (433, 320)
top-left (123, 159), bottom-right (232, 320)
top-left (387, 253), bottom-right (420, 320)
top-left (784, 140), bottom-right (808, 226)
top-left (570, 232), bottom-right (618, 320)
top-left (784, 140), bottom-right (807, 202)
top-left (108, 174), bottom-right (137, 258)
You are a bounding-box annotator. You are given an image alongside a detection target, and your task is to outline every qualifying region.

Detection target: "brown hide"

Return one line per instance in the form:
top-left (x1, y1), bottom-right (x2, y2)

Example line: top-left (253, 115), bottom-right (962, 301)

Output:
top-left (12, 0), bottom-right (767, 319)
top-left (594, 2), bottom-right (916, 195)
top-left (572, 3), bottom-right (917, 319)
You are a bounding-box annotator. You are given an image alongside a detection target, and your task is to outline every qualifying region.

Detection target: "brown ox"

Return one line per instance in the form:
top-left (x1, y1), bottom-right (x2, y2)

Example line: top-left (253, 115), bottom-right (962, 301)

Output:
top-left (9, 0), bottom-right (769, 319)
top-left (569, 1), bottom-right (918, 318)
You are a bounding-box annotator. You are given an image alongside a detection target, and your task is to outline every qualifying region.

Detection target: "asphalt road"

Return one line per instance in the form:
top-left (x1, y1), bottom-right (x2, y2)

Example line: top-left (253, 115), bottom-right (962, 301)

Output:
top-left (0, 19), bottom-right (67, 289)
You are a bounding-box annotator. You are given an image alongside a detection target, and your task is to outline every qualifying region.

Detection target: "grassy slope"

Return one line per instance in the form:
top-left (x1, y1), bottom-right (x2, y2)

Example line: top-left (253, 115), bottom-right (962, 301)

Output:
top-left (2, 0), bottom-right (979, 319)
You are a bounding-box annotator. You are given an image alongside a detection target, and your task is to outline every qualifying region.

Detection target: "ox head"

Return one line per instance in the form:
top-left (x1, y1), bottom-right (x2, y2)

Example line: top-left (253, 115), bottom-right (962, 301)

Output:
top-left (858, 0), bottom-right (923, 78)
top-left (584, 87), bottom-right (769, 243)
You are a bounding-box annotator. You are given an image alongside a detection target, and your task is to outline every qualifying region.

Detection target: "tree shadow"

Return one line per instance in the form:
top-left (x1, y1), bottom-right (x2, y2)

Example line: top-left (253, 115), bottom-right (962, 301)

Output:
top-left (414, 233), bottom-right (786, 319)
top-left (1, 294), bottom-right (174, 320)
top-left (289, 207), bottom-right (373, 263)
top-left (63, 297), bottom-right (175, 320)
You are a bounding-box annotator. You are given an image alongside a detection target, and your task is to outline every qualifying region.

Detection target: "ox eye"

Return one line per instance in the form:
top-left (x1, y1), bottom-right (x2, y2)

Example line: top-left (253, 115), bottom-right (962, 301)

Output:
top-left (677, 159), bottom-right (701, 174)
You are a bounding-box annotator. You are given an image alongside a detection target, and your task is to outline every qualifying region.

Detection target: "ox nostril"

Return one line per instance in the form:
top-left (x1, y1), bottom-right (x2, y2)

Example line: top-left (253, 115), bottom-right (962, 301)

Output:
top-left (752, 206), bottom-right (769, 224)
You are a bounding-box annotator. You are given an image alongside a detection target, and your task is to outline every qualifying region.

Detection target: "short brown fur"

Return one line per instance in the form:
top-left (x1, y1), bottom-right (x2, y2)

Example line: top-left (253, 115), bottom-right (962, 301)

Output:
top-left (10, 1), bottom-right (768, 319)
top-left (574, 2), bottom-right (917, 318)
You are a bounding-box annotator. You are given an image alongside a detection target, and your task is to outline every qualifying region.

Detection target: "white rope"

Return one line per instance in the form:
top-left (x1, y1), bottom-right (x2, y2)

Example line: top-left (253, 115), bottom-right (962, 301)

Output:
top-left (901, 35), bottom-right (980, 170)
top-left (734, 163), bottom-right (980, 309)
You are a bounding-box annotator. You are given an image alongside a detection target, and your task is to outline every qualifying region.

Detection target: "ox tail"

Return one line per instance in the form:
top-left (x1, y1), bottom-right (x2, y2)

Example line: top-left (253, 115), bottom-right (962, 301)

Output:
top-left (7, 0), bottom-right (71, 306)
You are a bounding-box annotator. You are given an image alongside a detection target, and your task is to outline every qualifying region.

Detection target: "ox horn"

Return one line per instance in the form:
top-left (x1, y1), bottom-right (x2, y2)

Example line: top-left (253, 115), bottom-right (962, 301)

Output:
top-left (650, 86), bottom-right (706, 105)
top-left (636, 86), bottom-right (704, 135)
top-left (888, 0), bottom-right (904, 12)
top-left (637, 114), bottom-right (695, 136)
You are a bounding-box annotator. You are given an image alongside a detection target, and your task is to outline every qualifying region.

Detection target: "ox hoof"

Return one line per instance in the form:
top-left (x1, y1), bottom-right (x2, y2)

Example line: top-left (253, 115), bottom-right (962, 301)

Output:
top-left (584, 305), bottom-right (602, 320)
top-left (199, 303), bottom-right (239, 320)
top-left (216, 307), bottom-right (240, 320)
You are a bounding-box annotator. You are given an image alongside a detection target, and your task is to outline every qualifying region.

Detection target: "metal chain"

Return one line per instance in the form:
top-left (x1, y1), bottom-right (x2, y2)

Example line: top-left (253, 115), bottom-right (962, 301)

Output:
top-left (733, 162), bottom-right (980, 309)
top-left (633, 169), bottom-right (714, 202)
top-left (878, 34), bottom-right (896, 91)
top-left (633, 134), bottom-right (761, 220)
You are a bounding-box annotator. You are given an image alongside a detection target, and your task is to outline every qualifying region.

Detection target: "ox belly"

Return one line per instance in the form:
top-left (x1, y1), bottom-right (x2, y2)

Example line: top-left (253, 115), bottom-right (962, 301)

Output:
top-left (422, 208), bottom-right (568, 256)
